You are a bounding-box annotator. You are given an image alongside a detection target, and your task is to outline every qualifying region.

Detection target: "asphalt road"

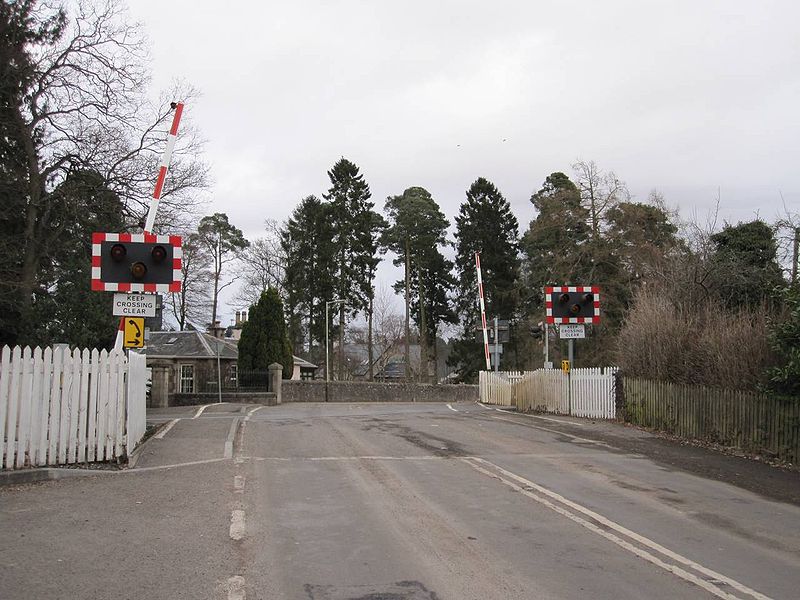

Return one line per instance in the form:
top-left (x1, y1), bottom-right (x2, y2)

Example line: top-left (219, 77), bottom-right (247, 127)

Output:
top-left (1, 401), bottom-right (799, 600)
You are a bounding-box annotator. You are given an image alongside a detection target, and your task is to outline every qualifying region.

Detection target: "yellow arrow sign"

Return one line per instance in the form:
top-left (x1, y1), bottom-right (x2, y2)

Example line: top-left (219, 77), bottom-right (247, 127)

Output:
top-left (124, 317), bottom-right (145, 348)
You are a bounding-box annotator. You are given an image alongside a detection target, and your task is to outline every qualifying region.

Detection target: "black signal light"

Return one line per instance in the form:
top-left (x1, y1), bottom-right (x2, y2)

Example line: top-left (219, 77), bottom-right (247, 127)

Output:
top-left (151, 245), bottom-right (167, 263)
top-left (110, 244), bottom-right (127, 262)
top-left (131, 262), bottom-right (148, 280)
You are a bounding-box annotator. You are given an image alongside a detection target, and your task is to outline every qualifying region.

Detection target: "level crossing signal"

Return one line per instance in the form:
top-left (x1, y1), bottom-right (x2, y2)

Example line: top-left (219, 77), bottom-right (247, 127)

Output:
top-left (91, 233), bottom-right (182, 292)
top-left (545, 286), bottom-right (600, 324)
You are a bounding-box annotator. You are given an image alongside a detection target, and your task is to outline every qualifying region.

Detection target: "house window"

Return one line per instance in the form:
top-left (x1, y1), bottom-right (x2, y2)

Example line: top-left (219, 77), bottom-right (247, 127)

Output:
top-left (230, 364), bottom-right (238, 384)
top-left (301, 369), bottom-right (313, 381)
top-left (179, 364), bottom-right (194, 394)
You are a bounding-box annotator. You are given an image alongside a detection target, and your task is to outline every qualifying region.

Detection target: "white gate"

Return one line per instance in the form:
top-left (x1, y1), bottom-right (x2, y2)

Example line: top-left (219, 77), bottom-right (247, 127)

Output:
top-left (0, 346), bottom-right (148, 469)
top-left (480, 367), bottom-right (618, 419)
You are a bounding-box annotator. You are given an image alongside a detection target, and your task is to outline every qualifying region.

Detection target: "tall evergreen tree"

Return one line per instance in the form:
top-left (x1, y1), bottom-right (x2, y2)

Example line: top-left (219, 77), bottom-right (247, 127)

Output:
top-left (281, 195), bottom-right (335, 360)
top-left (521, 173), bottom-right (591, 311)
top-left (323, 158), bottom-right (382, 379)
top-left (709, 220), bottom-right (785, 309)
top-left (449, 178), bottom-right (520, 380)
top-left (384, 186), bottom-right (455, 381)
top-left (30, 170), bottom-right (125, 348)
top-left (237, 288), bottom-right (293, 378)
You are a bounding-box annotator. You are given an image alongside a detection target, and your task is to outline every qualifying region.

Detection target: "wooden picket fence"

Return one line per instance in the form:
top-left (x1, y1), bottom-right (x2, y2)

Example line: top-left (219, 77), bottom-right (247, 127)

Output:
top-left (0, 345), bottom-right (147, 470)
top-left (480, 368), bottom-right (618, 419)
top-left (623, 378), bottom-right (800, 463)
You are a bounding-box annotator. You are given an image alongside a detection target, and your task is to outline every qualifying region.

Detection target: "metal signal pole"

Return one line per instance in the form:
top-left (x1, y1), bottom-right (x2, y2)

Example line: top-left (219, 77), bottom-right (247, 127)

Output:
top-left (114, 102), bottom-right (185, 350)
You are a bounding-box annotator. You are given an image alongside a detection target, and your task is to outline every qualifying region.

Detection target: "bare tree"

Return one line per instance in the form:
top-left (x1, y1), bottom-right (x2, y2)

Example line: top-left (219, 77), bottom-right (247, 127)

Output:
top-left (197, 213), bottom-right (248, 327)
top-left (166, 232), bottom-right (212, 330)
top-left (233, 219), bottom-right (286, 308)
top-left (774, 196), bottom-right (799, 284)
top-left (572, 159), bottom-right (629, 240)
top-left (3, 0), bottom-right (208, 341)
top-left (371, 284), bottom-right (405, 378)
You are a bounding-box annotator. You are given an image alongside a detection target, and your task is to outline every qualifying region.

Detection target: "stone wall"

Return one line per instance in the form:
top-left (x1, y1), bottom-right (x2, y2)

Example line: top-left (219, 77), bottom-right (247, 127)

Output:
top-left (282, 380), bottom-right (478, 403)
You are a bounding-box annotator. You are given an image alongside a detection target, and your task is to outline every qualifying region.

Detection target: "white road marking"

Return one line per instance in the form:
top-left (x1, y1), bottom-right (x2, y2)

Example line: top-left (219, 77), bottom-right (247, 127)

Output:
top-left (463, 457), bottom-right (772, 600)
top-left (192, 402), bottom-right (223, 419)
top-left (125, 457), bottom-right (230, 473)
top-left (234, 475), bottom-right (245, 492)
top-left (226, 575), bottom-right (246, 600)
top-left (153, 418), bottom-right (180, 439)
top-left (446, 404), bottom-right (458, 412)
top-left (229, 509), bottom-right (246, 541)
top-left (245, 406), bottom-right (263, 420)
top-left (224, 418), bottom-right (240, 459)
top-left (493, 407), bottom-right (587, 427)
top-left (491, 415), bottom-right (613, 448)
top-left (475, 402), bottom-right (493, 410)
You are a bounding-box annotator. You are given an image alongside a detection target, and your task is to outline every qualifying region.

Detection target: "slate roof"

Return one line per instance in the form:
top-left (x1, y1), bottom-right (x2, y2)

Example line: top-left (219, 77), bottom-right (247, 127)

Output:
top-left (137, 331), bottom-right (318, 369)
top-left (136, 331), bottom-right (238, 360)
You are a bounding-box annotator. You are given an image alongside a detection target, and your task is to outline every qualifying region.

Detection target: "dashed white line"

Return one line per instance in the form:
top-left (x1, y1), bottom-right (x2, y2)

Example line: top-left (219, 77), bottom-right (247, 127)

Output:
top-left (446, 404), bottom-right (458, 412)
top-left (226, 575), bottom-right (246, 600)
top-left (234, 475), bottom-right (246, 492)
top-left (475, 402), bottom-right (493, 410)
top-left (153, 418), bottom-right (180, 439)
top-left (463, 457), bottom-right (772, 600)
top-left (229, 509), bottom-right (246, 541)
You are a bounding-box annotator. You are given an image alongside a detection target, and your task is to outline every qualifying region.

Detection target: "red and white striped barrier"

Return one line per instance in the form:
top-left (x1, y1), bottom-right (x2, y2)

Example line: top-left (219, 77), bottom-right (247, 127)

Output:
top-left (144, 102), bottom-right (184, 234)
top-left (476, 252), bottom-right (491, 370)
top-left (115, 102), bottom-right (184, 350)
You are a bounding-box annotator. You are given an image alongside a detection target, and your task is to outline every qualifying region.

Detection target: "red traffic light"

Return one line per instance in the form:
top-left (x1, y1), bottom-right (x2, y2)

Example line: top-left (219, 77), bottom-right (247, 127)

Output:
top-left (582, 293), bottom-right (594, 304)
top-left (151, 245), bottom-right (167, 263)
top-left (110, 244), bottom-right (127, 262)
top-left (559, 293), bottom-right (570, 304)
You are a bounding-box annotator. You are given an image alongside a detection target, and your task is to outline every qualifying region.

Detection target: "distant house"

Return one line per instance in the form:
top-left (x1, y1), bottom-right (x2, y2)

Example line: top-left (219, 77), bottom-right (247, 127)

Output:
top-left (136, 330), bottom-right (318, 406)
top-left (135, 331), bottom-right (238, 407)
top-left (291, 355), bottom-right (318, 381)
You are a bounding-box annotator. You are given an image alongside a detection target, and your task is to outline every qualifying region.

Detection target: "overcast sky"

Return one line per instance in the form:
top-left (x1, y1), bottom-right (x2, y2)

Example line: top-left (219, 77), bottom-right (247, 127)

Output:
top-left (128, 0), bottom-right (799, 326)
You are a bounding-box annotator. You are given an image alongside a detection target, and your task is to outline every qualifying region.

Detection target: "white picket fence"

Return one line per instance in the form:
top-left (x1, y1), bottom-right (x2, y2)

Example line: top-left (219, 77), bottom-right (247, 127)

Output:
top-left (0, 345), bottom-right (147, 470)
top-left (479, 367), bottom-right (618, 419)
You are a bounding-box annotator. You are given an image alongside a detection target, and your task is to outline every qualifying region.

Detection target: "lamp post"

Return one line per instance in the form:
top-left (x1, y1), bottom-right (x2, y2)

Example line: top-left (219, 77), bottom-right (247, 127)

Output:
top-left (325, 299), bottom-right (345, 395)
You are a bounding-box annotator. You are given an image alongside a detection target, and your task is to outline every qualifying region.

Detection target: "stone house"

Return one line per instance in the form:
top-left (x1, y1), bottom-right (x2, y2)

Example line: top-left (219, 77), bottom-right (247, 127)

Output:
top-left (137, 330), bottom-right (318, 406)
top-left (136, 330), bottom-right (239, 407)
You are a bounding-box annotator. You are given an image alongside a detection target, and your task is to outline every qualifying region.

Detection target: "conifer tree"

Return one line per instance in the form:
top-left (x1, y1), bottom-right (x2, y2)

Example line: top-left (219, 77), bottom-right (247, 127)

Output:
top-left (449, 178), bottom-right (520, 380)
top-left (281, 195), bottom-right (336, 359)
top-left (323, 158), bottom-right (383, 378)
top-left (384, 186), bottom-right (455, 381)
top-left (238, 288), bottom-right (293, 378)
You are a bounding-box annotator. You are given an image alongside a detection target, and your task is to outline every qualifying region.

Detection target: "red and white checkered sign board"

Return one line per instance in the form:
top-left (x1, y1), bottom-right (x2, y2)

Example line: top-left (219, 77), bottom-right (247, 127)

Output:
top-left (545, 286), bottom-right (600, 324)
top-left (91, 232), bottom-right (182, 292)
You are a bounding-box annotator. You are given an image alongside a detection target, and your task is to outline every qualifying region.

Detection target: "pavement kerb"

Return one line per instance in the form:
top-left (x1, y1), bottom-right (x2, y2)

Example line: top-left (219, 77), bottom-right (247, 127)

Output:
top-left (0, 466), bottom-right (114, 487)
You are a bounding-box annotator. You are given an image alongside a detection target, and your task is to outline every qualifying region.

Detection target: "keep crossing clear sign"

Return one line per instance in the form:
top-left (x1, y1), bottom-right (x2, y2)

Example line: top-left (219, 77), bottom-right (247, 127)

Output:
top-left (559, 324), bottom-right (586, 339)
top-left (113, 293), bottom-right (156, 317)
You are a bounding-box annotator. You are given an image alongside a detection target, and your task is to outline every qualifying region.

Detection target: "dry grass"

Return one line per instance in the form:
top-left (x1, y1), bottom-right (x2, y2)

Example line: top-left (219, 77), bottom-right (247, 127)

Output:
top-left (615, 287), bottom-right (778, 390)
